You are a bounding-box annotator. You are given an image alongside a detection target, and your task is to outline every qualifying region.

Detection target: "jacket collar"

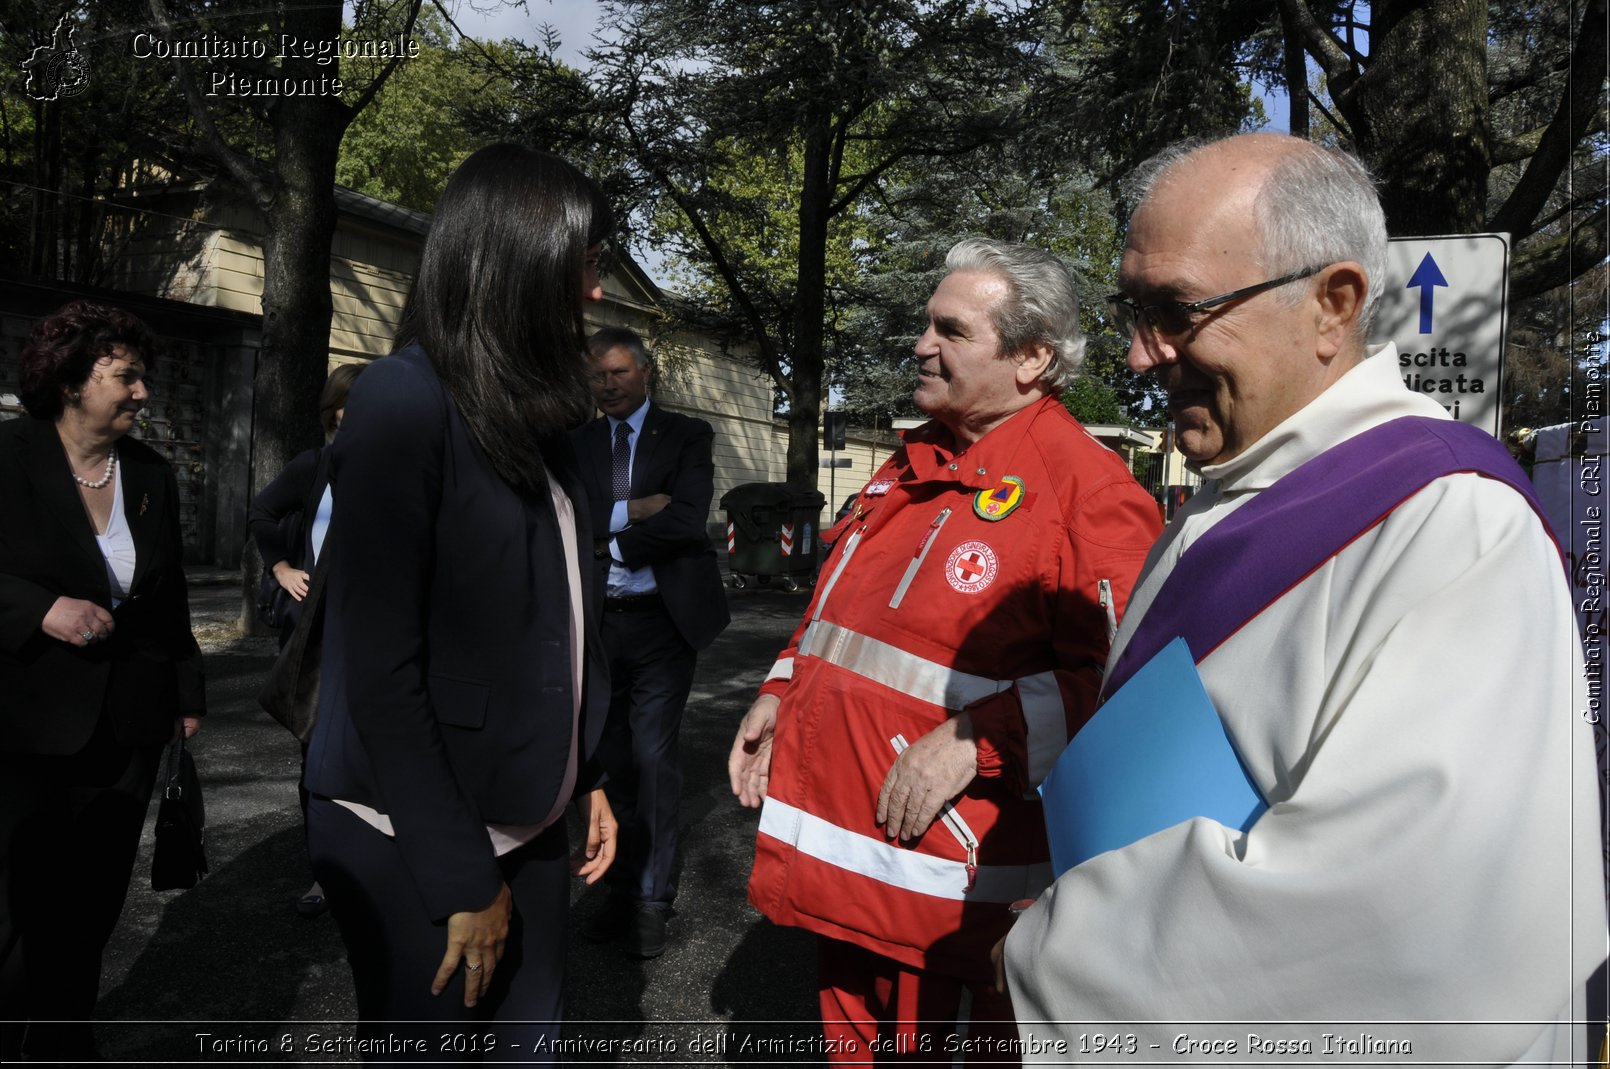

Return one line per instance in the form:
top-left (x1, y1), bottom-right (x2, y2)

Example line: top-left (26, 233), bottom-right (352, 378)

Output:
top-left (26, 418), bottom-right (104, 583)
top-left (900, 396), bottom-right (1058, 490)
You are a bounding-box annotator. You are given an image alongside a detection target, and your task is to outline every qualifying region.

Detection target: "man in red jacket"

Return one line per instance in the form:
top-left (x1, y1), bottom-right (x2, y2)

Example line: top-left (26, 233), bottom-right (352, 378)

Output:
top-left (729, 238), bottom-right (1162, 1062)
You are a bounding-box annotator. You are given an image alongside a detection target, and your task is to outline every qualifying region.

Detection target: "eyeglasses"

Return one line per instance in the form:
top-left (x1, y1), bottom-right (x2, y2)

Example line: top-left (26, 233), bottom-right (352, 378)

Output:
top-left (1106, 265), bottom-right (1327, 344)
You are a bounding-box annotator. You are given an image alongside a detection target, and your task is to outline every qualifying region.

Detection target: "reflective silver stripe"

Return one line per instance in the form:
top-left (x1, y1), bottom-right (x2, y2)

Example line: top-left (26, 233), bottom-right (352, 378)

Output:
top-left (757, 797), bottom-right (1051, 903)
top-left (799, 620), bottom-right (1009, 711)
top-left (1019, 671), bottom-right (1066, 785)
top-left (767, 657), bottom-right (794, 682)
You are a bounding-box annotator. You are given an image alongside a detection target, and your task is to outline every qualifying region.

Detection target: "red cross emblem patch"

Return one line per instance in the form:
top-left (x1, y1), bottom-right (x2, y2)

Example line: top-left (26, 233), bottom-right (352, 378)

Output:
top-left (945, 540), bottom-right (998, 594)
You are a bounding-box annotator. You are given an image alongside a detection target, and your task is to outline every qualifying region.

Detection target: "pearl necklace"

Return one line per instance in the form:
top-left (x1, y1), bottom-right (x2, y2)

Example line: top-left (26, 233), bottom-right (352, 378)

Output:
top-left (72, 448), bottom-right (117, 489)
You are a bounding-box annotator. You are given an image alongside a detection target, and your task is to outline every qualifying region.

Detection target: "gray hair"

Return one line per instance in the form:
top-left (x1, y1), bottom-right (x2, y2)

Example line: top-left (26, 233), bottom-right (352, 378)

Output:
top-left (1128, 135), bottom-right (1388, 338)
top-left (944, 237), bottom-right (1086, 392)
top-left (586, 325), bottom-right (651, 369)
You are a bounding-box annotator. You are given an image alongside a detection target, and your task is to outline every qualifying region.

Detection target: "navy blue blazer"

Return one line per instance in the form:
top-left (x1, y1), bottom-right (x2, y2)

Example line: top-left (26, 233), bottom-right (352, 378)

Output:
top-left (0, 416), bottom-right (205, 755)
top-left (572, 403), bottom-right (730, 651)
top-left (304, 345), bottom-right (610, 921)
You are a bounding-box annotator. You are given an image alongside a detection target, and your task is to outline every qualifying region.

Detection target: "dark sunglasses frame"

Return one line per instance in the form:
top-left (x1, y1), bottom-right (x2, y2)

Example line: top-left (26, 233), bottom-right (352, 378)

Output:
top-left (1107, 265), bottom-right (1327, 342)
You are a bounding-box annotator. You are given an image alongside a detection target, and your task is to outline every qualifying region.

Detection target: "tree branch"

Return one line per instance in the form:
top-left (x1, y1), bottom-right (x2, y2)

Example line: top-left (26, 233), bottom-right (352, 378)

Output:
top-left (621, 110), bottom-right (789, 395)
top-left (1308, 89), bottom-right (1352, 142)
top-left (145, 0), bottom-right (271, 209)
top-left (1510, 201), bottom-right (1608, 303)
top-left (1276, 0), bottom-right (1360, 101)
top-left (341, 0), bottom-right (425, 123)
top-left (1489, 0), bottom-right (1608, 236)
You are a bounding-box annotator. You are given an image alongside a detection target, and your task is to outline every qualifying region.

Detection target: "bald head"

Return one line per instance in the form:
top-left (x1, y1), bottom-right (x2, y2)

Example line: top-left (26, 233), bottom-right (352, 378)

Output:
top-left (1130, 134), bottom-right (1387, 339)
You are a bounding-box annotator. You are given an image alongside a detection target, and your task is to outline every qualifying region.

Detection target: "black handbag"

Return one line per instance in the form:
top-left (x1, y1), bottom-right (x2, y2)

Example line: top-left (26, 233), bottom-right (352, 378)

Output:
top-left (151, 735), bottom-right (209, 891)
top-left (255, 506), bottom-right (304, 630)
top-left (255, 562), bottom-right (295, 630)
top-left (255, 457), bottom-right (317, 630)
top-left (257, 550), bottom-right (328, 743)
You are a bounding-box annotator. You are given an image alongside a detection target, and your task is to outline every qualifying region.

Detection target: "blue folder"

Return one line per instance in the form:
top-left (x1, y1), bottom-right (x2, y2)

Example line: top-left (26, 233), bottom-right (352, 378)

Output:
top-left (1038, 637), bottom-right (1267, 876)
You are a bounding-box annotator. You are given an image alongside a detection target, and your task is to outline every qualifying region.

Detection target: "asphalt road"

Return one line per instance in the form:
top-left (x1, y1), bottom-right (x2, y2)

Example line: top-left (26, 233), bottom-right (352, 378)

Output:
top-left (92, 575), bottom-right (826, 1065)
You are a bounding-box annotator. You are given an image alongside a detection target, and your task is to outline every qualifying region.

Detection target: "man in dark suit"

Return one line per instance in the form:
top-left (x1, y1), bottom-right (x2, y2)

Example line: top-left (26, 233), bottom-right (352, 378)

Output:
top-left (573, 326), bottom-right (729, 958)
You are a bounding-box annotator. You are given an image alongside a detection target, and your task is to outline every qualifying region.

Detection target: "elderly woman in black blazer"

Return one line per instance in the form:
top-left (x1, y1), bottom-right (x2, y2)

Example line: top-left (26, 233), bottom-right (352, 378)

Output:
top-left (0, 300), bottom-right (205, 1063)
top-left (304, 144), bottom-right (618, 1058)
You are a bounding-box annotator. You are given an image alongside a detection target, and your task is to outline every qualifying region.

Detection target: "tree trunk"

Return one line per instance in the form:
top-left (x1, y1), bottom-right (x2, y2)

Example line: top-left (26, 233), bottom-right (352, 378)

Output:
top-left (785, 115), bottom-right (833, 491)
top-left (1279, 3), bottom-right (1309, 140)
top-left (239, 2), bottom-right (348, 632)
top-left (1345, 0), bottom-right (1489, 235)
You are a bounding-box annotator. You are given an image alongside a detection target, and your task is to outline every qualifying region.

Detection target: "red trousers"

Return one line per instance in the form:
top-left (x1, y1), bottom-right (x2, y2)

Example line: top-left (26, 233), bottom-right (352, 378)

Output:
top-left (816, 937), bottom-right (1021, 1066)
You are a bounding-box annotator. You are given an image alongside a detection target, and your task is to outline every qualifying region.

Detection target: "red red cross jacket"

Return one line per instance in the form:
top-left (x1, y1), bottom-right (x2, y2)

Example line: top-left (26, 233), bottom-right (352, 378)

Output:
top-left (748, 397), bottom-right (1163, 981)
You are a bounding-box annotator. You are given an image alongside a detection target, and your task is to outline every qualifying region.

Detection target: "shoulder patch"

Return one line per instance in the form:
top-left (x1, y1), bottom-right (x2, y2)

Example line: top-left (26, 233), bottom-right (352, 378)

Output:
top-left (973, 476), bottom-right (1025, 521)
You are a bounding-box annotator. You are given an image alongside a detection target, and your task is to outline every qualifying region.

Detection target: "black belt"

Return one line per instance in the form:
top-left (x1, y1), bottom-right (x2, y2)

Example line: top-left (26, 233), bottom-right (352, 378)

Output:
top-left (605, 593), bottom-right (664, 613)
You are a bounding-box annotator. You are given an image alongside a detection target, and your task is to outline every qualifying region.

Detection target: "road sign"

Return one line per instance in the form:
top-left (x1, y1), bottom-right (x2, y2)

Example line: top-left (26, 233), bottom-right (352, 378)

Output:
top-left (1371, 233), bottom-right (1510, 437)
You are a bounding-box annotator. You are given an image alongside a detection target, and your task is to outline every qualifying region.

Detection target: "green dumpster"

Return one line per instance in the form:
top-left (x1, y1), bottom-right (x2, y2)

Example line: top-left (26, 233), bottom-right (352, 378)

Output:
top-left (719, 483), bottom-right (826, 591)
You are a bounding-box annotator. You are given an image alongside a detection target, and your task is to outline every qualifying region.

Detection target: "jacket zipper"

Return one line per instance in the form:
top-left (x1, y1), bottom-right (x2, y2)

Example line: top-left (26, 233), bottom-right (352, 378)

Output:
top-left (890, 733), bottom-right (978, 891)
top-left (798, 524), bottom-right (866, 664)
top-left (814, 525), bottom-right (864, 621)
top-left (1098, 577), bottom-right (1117, 643)
top-left (888, 507), bottom-right (951, 609)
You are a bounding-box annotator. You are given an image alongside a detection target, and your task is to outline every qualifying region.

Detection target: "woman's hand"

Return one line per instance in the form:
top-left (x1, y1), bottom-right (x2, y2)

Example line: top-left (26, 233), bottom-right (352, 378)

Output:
top-left (174, 717), bottom-right (201, 740)
top-left (271, 560), bottom-right (311, 601)
top-left (433, 882), bottom-right (512, 1008)
top-left (42, 596), bottom-right (114, 647)
top-left (572, 788), bottom-right (617, 884)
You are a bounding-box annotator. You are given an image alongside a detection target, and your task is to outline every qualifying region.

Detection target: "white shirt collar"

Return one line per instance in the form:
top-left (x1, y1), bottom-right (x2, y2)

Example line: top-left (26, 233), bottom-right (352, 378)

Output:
top-left (1194, 343), bottom-right (1451, 493)
top-left (608, 397), bottom-right (652, 439)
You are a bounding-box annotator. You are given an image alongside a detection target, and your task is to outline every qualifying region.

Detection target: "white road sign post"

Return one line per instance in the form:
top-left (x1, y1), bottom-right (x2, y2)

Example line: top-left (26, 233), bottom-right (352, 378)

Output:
top-left (1371, 233), bottom-right (1510, 438)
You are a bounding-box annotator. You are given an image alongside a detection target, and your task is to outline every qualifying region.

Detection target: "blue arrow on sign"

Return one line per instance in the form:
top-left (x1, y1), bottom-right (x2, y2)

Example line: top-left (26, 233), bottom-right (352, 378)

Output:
top-left (1406, 252), bottom-right (1448, 334)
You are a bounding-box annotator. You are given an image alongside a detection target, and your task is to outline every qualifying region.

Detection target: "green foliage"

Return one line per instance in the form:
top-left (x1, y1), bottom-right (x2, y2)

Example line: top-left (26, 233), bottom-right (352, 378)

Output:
top-left (335, 14), bottom-right (521, 211)
top-left (0, 0), bottom-right (206, 281)
top-left (1062, 371), bottom-right (1128, 427)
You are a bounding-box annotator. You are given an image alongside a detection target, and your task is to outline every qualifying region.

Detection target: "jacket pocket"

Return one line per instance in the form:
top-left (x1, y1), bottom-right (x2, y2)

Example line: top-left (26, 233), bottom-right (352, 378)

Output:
top-left (429, 673), bottom-right (490, 729)
top-left (888, 507), bottom-right (952, 609)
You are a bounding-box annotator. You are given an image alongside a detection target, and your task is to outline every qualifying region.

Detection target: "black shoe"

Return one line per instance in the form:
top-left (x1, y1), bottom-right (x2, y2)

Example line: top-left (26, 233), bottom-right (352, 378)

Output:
top-left (626, 906), bottom-right (668, 959)
top-left (581, 896), bottom-right (635, 943)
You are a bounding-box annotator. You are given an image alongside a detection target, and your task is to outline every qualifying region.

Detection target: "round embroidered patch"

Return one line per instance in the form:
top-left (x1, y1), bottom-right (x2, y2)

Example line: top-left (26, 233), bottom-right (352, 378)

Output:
top-left (945, 540), bottom-right (998, 594)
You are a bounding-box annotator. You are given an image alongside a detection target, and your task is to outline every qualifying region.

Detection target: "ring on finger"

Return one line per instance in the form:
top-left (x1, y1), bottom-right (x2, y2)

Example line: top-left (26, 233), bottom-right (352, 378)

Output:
top-left (81, 630), bottom-right (95, 642)
top-left (465, 962), bottom-right (483, 972)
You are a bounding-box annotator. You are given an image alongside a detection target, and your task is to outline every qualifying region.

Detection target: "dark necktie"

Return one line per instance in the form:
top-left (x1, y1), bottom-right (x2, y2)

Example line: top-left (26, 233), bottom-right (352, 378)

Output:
top-left (612, 422), bottom-right (632, 501)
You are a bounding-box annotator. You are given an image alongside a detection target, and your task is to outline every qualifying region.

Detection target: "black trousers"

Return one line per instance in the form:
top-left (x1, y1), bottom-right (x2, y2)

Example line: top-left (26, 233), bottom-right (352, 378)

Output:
top-left (0, 716), bottom-right (162, 1062)
top-left (599, 604), bottom-right (697, 908)
top-left (307, 797), bottom-right (570, 1064)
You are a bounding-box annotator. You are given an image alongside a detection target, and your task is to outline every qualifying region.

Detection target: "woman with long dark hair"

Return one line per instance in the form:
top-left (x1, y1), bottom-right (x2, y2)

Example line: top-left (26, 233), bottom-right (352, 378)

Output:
top-left (302, 144), bottom-right (617, 1057)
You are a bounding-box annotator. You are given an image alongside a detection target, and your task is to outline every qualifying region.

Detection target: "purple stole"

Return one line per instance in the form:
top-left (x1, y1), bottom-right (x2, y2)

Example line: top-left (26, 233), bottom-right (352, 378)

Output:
top-left (1103, 416), bottom-right (1560, 700)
